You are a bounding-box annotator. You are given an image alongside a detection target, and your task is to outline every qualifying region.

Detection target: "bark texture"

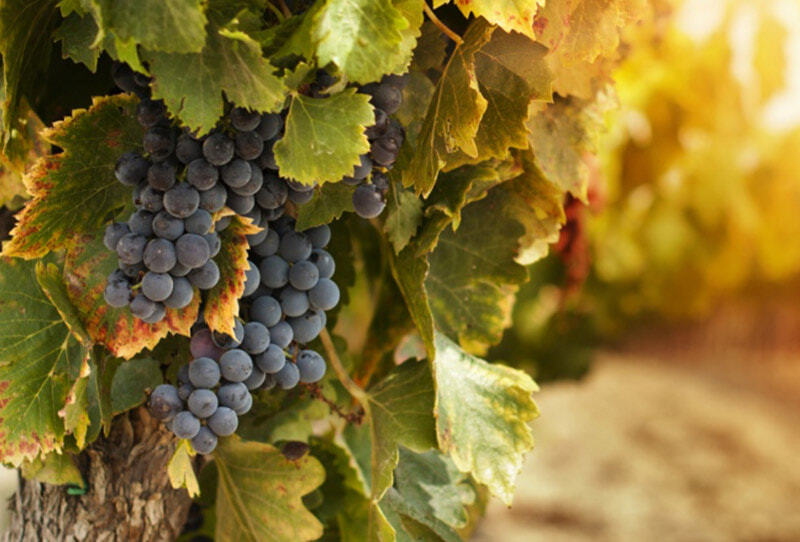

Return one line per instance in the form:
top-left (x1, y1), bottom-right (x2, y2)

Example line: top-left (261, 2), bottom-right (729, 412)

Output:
top-left (2, 408), bottom-right (192, 542)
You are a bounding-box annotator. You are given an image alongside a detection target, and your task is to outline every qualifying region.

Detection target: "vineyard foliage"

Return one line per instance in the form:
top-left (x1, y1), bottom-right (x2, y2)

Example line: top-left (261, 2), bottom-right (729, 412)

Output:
top-left (0, 0), bottom-right (653, 539)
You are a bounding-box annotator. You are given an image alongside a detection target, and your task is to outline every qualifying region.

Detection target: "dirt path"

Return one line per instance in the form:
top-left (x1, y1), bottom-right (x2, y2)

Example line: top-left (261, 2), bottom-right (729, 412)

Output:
top-left (474, 350), bottom-right (800, 542)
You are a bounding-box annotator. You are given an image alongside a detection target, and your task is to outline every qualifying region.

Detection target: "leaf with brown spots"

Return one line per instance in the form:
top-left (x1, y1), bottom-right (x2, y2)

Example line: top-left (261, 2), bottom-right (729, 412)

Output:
top-left (2, 94), bottom-right (143, 259)
top-left (204, 215), bottom-right (261, 337)
top-left (63, 232), bottom-right (200, 360)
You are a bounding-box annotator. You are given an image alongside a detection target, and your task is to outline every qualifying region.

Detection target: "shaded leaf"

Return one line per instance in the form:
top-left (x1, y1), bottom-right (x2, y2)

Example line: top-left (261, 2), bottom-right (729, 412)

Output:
top-left (110, 357), bottom-right (162, 415)
top-left (384, 182), bottom-right (423, 253)
top-left (2, 95), bottom-right (142, 259)
top-left (214, 437), bottom-right (325, 542)
top-left (274, 90), bottom-right (373, 185)
top-left (295, 183), bottom-right (355, 231)
top-left (20, 451), bottom-right (83, 486)
top-left (54, 12), bottom-right (100, 71)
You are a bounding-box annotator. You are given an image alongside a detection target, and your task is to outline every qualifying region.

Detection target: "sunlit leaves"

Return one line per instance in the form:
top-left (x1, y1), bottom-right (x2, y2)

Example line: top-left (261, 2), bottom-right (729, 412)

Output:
top-left (274, 90), bottom-right (374, 186)
top-left (436, 0), bottom-right (542, 39)
top-left (168, 439), bottom-right (200, 497)
top-left (2, 95), bottom-right (142, 259)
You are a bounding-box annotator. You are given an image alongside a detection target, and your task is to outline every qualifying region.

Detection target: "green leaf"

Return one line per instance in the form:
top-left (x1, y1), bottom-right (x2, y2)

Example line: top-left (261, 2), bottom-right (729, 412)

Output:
top-left (110, 357), bottom-right (162, 415)
top-left (394, 19), bottom-right (494, 196)
top-left (0, 258), bottom-right (91, 465)
top-left (308, 437), bottom-right (370, 532)
top-left (384, 182), bottom-right (423, 253)
top-left (64, 232), bottom-right (201, 359)
top-left (387, 244), bottom-right (434, 359)
top-left (20, 451), bottom-right (83, 486)
top-left (364, 359), bottom-right (436, 499)
top-left (433, 333), bottom-right (538, 505)
top-left (204, 215), bottom-right (261, 338)
top-left (168, 439), bottom-right (200, 497)
top-left (213, 437), bottom-right (325, 542)
top-left (410, 21), bottom-right (447, 73)
top-left (92, 0), bottom-right (207, 53)
top-left (2, 94), bottom-right (143, 259)
top-left (295, 183), bottom-right (355, 231)
top-left (313, 0), bottom-right (409, 83)
top-left (391, 0), bottom-right (425, 74)
top-left (274, 90), bottom-right (373, 185)
top-left (53, 12), bottom-right (100, 71)
top-left (146, 27), bottom-right (286, 135)
top-left (435, 0), bottom-right (542, 39)
top-left (0, 0), bottom-right (59, 161)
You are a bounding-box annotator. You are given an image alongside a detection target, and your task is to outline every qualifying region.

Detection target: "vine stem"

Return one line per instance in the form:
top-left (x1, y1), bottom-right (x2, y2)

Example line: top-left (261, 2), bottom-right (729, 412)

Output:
top-left (276, 0), bottom-right (292, 18)
top-left (423, 3), bottom-right (463, 45)
top-left (320, 328), bottom-right (368, 405)
top-left (265, 1), bottom-right (286, 21)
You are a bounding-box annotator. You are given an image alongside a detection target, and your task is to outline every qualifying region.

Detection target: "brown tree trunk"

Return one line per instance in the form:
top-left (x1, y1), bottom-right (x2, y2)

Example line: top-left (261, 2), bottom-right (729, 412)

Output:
top-left (2, 408), bottom-right (193, 541)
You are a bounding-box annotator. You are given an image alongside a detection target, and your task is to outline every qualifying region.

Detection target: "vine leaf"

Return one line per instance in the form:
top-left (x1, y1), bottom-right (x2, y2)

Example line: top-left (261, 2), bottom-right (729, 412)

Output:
top-left (54, 12), bottom-right (101, 71)
top-left (433, 333), bottom-right (538, 505)
top-left (20, 451), bottom-right (83, 486)
top-left (0, 258), bottom-right (91, 466)
top-left (204, 215), bottom-right (261, 337)
top-left (110, 357), bottom-right (162, 415)
top-left (384, 182), bottom-right (423, 253)
top-left (274, 90), bottom-right (374, 186)
top-left (64, 233), bottom-right (200, 360)
top-left (2, 94), bottom-right (143, 259)
top-left (146, 27), bottom-right (286, 135)
top-left (91, 0), bottom-right (208, 54)
top-left (395, 19), bottom-right (494, 196)
top-left (364, 359), bottom-right (436, 500)
top-left (435, 0), bottom-right (542, 39)
top-left (313, 0), bottom-right (409, 84)
top-left (295, 183), bottom-right (355, 231)
top-left (168, 439), bottom-right (200, 498)
top-left (213, 437), bottom-right (325, 542)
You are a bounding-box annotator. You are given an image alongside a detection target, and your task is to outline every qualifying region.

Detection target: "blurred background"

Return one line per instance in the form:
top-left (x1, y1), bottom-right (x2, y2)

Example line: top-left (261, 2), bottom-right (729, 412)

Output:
top-left (475, 0), bottom-right (800, 539)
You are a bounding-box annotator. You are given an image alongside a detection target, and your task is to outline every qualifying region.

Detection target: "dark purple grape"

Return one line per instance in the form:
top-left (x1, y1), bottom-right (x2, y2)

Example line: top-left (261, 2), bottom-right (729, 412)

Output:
top-left (203, 133), bottom-right (234, 166)
top-left (230, 107), bottom-right (261, 132)
top-left (115, 152), bottom-right (149, 186)
top-left (235, 131), bottom-right (263, 160)
top-left (147, 161), bottom-right (177, 191)
top-left (143, 126), bottom-right (174, 161)
top-left (187, 159), bottom-right (219, 190)
top-left (104, 222), bottom-right (130, 251)
top-left (143, 238), bottom-right (177, 273)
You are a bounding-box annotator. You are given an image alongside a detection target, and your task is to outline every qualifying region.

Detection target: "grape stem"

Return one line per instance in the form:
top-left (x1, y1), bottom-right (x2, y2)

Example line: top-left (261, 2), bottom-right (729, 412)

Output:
top-left (265, 1), bottom-right (286, 21)
top-left (423, 3), bottom-right (463, 45)
top-left (275, 0), bottom-right (292, 18)
top-left (319, 328), bottom-right (368, 405)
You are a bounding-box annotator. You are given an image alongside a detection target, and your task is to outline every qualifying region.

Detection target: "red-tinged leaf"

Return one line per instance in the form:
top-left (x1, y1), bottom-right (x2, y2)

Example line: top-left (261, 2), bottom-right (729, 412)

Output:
top-left (2, 94), bottom-right (143, 259)
top-left (63, 233), bottom-right (200, 360)
top-left (204, 215), bottom-right (261, 337)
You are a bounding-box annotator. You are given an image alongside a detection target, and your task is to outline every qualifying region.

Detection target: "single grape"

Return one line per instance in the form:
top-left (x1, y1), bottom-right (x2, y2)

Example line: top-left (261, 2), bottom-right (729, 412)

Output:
top-left (367, 82), bottom-right (402, 114)
top-left (221, 158), bottom-right (251, 188)
top-left (186, 159), bottom-right (219, 190)
top-left (366, 108), bottom-right (389, 139)
top-left (141, 271), bottom-right (174, 302)
top-left (176, 233), bottom-right (210, 268)
top-left (191, 426), bottom-right (218, 454)
top-left (188, 388), bottom-right (218, 418)
top-left (230, 163), bottom-right (263, 196)
top-left (230, 107), bottom-right (262, 131)
top-left (305, 225), bottom-right (331, 249)
top-left (261, 373), bottom-right (276, 390)
top-left (217, 382), bottom-right (249, 411)
top-left (136, 99), bottom-right (166, 127)
top-left (253, 229), bottom-right (280, 257)
top-left (199, 183), bottom-right (227, 213)
top-left (370, 136), bottom-right (399, 167)
top-left (115, 152), bottom-right (149, 185)
top-left (241, 321), bottom-right (270, 355)
top-left (288, 311), bottom-right (323, 343)
top-left (288, 188), bottom-right (314, 205)
top-left (172, 411), bottom-right (201, 439)
top-left (268, 321), bottom-right (293, 349)
top-left (275, 362), bottom-right (300, 390)
top-left (203, 132), bottom-right (235, 166)
top-left (104, 271), bottom-right (131, 307)
top-left (207, 406), bottom-right (239, 437)
top-left (130, 294), bottom-right (157, 319)
top-left (188, 259), bottom-right (220, 290)
top-left (149, 384), bottom-right (182, 420)
top-left (152, 211), bottom-right (184, 240)
top-left (104, 222), bottom-right (130, 251)
top-left (143, 126), bottom-right (174, 161)
top-left (244, 367), bottom-right (266, 390)
top-left (138, 185), bottom-right (164, 213)
top-left (189, 357), bottom-right (221, 388)
top-left (309, 278), bottom-right (340, 311)
top-left (243, 261), bottom-right (260, 297)
top-left (169, 261), bottom-right (191, 277)
top-left (288, 260), bottom-right (320, 291)
top-left (233, 392), bottom-right (253, 415)
top-left (260, 255), bottom-right (289, 288)
top-left (272, 215), bottom-right (296, 236)
top-left (250, 295), bottom-right (282, 327)
top-left (352, 184), bottom-right (386, 218)
top-left (190, 328), bottom-right (225, 360)
top-left (309, 249), bottom-right (335, 279)
top-left (255, 344), bottom-right (286, 374)
top-left (212, 320), bottom-right (244, 349)
top-left (165, 276), bottom-right (194, 309)
top-left (256, 146), bottom-right (278, 170)
top-left (352, 154), bottom-right (372, 180)
top-left (128, 210), bottom-right (154, 236)
top-left (184, 209), bottom-right (213, 235)
top-left (255, 175), bottom-right (288, 209)
top-left (147, 161), bottom-right (177, 191)
top-left (204, 232), bottom-right (221, 257)
top-left (226, 193), bottom-right (255, 215)
top-left (178, 382), bottom-right (193, 402)
top-left (235, 131), bottom-right (263, 160)
top-left (176, 134), bottom-right (203, 165)
top-left (280, 287), bottom-right (310, 317)
top-left (116, 233), bottom-right (147, 265)
top-left (371, 171), bottom-right (390, 191)
top-left (141, 302), bottom-right (166, 323)
top-left (143, 238), bottom-right (177, 273)
top-left (220, 349), bottom-right (253, 383)
top-left (255, 113), bottom-right (282, 140)
top-left (164, 183), bottom-right (200, 219)
top-left (279, 231), bottom-right (312, 263)
top-left (247, 228), bottom-right (268, 247)
top-left (112, 63), bottom-right (137, 93)
top-left (296, 350), bottom-right (326, 383)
